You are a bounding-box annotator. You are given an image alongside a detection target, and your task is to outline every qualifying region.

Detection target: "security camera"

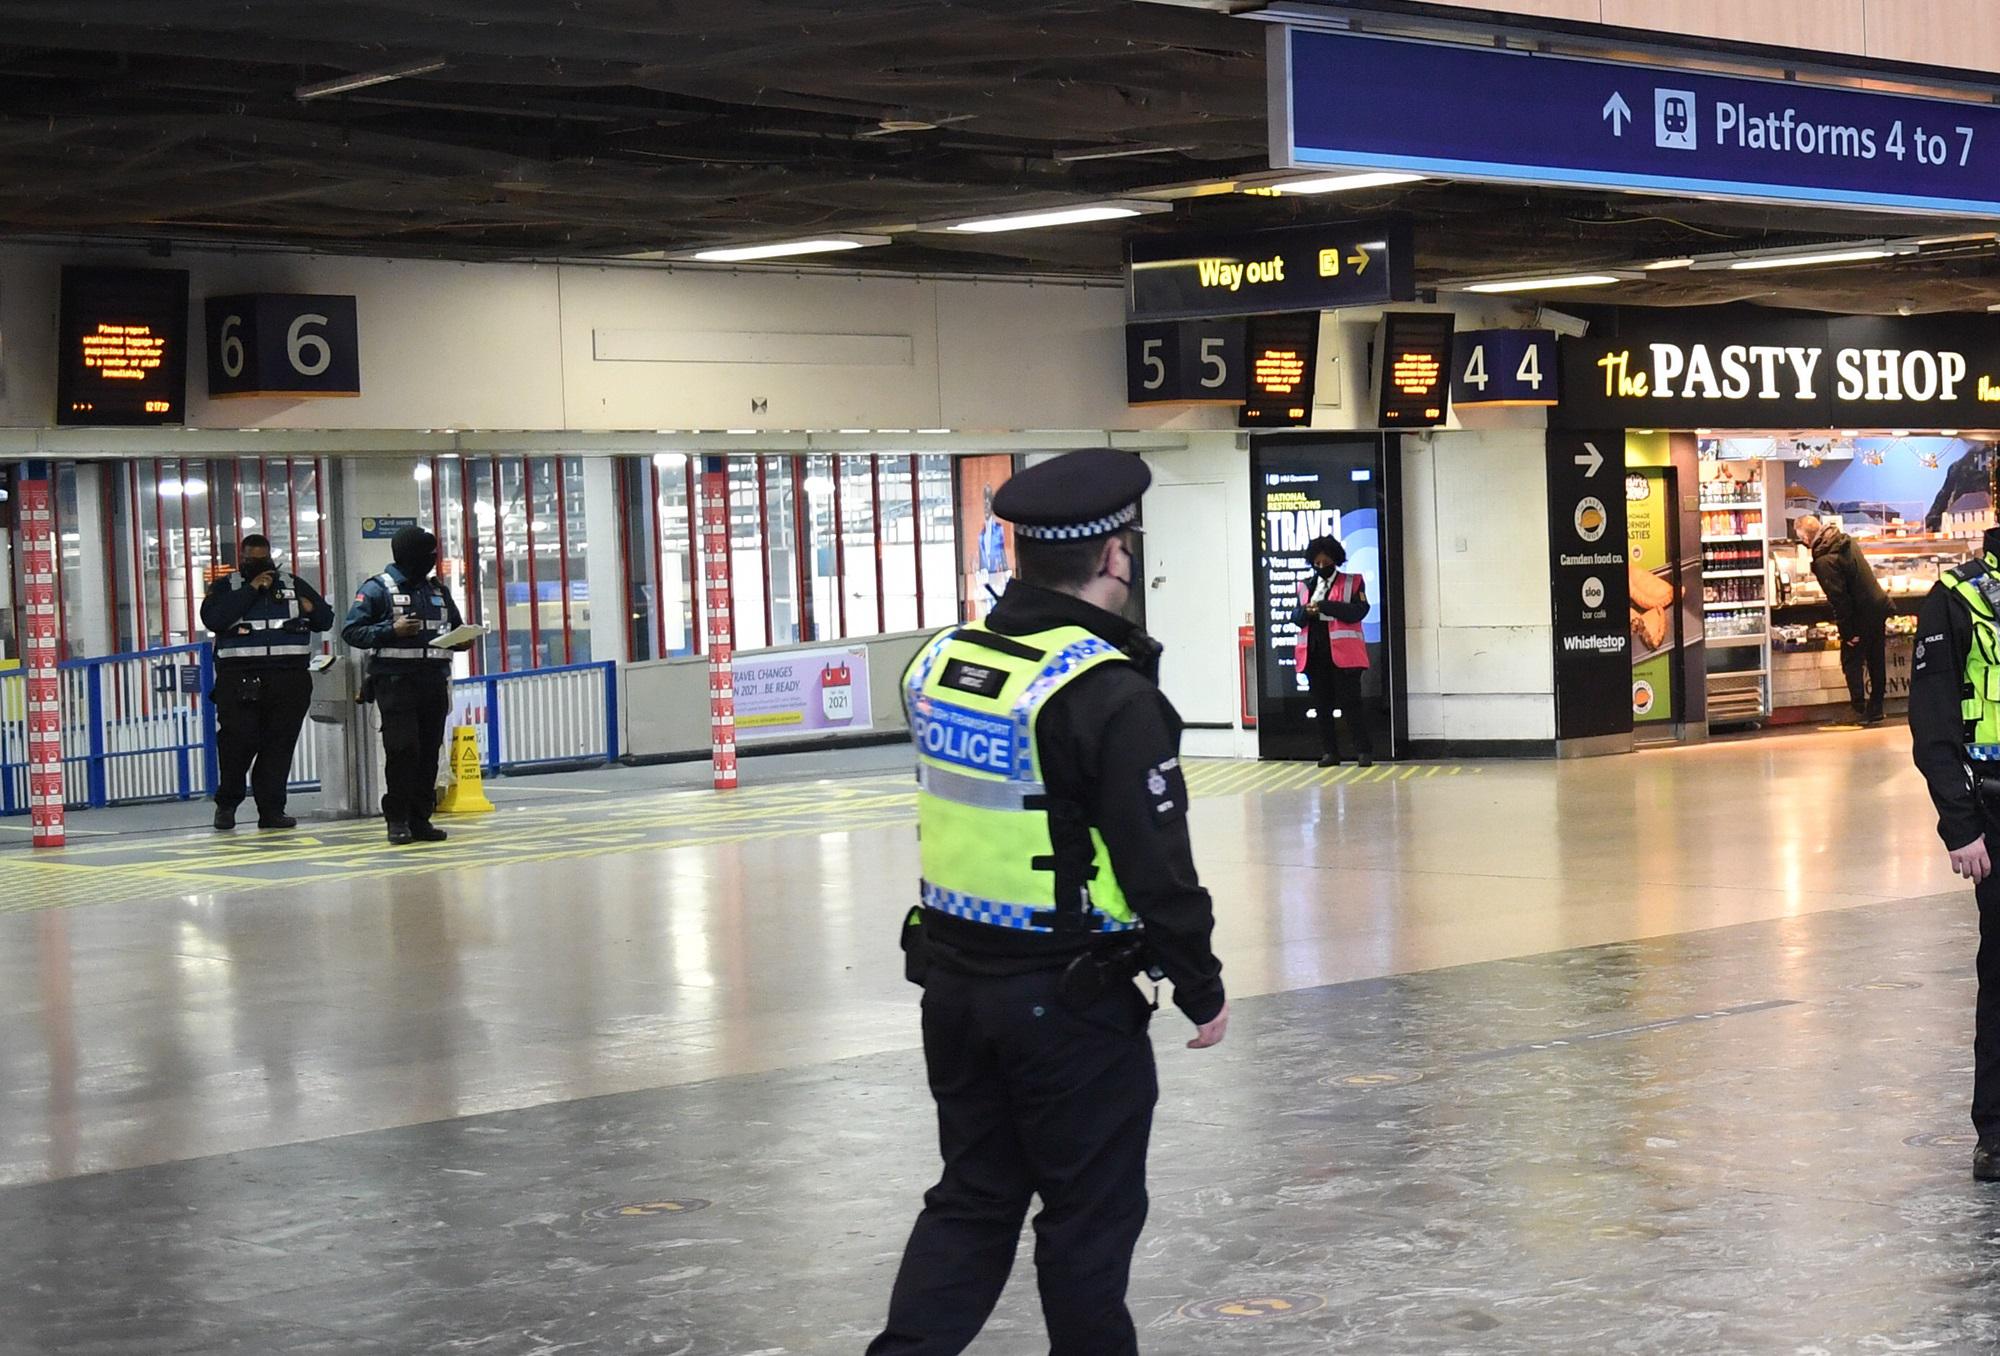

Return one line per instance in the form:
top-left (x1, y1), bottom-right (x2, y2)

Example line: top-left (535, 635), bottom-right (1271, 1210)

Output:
top-left (1534, 306), bottom-right (1590, 339)
top-left (1896, 300), bottom-right (1917, 317)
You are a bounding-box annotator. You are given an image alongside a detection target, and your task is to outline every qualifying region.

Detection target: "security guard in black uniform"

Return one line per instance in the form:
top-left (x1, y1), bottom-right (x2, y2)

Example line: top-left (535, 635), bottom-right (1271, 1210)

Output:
top-left (1912, 523), bottom-right (2000, 1179)
top-left (870, 450), bottom-right (1228, 1356)
top-left (341, 526), bottom-right (468, 845)
top-left (201, 533), bottom-right (333, 830)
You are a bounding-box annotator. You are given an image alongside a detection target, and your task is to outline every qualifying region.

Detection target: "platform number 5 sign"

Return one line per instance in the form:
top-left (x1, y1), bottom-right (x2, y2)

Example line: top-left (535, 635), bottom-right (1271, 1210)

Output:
top-left (205, 294), bottom-right (361, 399)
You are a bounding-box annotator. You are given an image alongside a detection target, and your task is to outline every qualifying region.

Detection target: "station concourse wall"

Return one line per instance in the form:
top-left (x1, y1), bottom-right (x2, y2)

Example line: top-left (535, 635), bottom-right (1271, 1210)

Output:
top-left (0, 241), bottom-right (1236, 438)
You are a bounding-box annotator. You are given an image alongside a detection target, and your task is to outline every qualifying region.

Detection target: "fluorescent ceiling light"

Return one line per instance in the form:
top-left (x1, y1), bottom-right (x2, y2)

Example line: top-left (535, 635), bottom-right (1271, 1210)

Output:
top-left (687, 234), bottom-right (888, 262)
top-left (1729, 247), bottom-right (1901, 271)
top-left (1687, 239), bottom-right (1919, 271)
top-left (295, 59), bottom-right (448, 101)
top-left (1460, 273), bottom-right (1632, 294)
top-left (1274, 171), bottom-right (1423, 195)
top-left (1643, 257), bottom-right (1695, 271)
top-left (945, 202), bottom-right (1166, 233)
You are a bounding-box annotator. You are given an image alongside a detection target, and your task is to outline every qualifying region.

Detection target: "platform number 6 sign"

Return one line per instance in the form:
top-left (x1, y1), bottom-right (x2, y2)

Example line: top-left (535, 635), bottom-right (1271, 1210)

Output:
top-left (205, 294), bottom-right (361, 399)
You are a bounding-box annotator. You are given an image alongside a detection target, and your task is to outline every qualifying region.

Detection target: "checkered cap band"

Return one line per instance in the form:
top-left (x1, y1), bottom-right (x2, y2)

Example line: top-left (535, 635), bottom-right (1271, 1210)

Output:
top-left (1011, 502), bottom-right (1140, 541)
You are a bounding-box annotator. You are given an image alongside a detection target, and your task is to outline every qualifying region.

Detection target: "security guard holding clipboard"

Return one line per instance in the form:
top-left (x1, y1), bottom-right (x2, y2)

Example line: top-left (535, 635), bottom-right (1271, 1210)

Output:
top-left (869, 450), bottom-right (1227, 1356)
top-left (341, 525), bottom-right (472, 845)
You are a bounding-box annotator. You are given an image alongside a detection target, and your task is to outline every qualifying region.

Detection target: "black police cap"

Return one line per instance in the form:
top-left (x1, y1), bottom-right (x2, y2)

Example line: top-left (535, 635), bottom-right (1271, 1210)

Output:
top-left (991, 450), bottom-right (1151, 541)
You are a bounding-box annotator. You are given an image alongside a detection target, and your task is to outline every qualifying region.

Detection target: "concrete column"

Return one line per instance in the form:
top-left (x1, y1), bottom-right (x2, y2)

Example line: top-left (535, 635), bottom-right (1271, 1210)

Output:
top-left (580, 454), bottom-right (628, 665)
top-left (68, 463), bottom-right (116, 659)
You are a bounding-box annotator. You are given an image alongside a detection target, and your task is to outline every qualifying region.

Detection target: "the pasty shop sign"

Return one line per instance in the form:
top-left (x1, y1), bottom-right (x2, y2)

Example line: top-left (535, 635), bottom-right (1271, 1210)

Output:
top-left (1557, 305), bottom-right (2000, 429)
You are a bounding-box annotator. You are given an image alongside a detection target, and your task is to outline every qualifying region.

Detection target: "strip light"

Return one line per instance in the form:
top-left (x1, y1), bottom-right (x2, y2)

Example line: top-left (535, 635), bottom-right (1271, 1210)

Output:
top-left (1274, 171), bottom-right (1423, 195)
top-left (1727, 247), bottom-right (1902, 271)
top-left (1686, 239), bottom-right (1920, 271)
top-left (295, 59), bottom-right (448, 101)
top-left (687, 234), bottom-right (889, 262)
top-left (1460, 273), bottom-right (1629, 294)
top-left (946, 203), bottom-right (1164, 234)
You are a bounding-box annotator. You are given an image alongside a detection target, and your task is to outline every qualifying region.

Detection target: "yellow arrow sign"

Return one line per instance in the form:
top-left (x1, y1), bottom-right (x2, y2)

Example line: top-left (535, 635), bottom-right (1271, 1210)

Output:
top-left (1217, 1299), bottom-right (1295, 1317)
top-left (1348, 248), bottom-right (1370, 274)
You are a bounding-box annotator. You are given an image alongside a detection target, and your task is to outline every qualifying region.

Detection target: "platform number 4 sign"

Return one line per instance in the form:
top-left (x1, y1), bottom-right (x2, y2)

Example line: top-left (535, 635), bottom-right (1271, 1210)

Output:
top-left (1451, 328), bottom-right (1558, 408)
top-left (205, 294), bottom-right (361, 399)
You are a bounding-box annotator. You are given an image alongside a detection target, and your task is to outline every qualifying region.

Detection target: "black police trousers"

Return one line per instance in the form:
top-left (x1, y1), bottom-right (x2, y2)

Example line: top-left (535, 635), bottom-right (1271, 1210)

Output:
top-left (869, 965), bottom-right (1157, 1356)
top-left (374, 668), bottom-right (451, 827)
top-left (1975, 865), bottom-right (2000, 1142)
top-left (213, 666), bottom-right (313, 818)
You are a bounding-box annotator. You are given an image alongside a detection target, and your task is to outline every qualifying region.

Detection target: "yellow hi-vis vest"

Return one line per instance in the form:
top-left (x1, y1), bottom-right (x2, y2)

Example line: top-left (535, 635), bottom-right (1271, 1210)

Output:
top-left (904, 622), bottom-right (1139, 934)
top-left (1945, 556), bottom-right (2000, 756)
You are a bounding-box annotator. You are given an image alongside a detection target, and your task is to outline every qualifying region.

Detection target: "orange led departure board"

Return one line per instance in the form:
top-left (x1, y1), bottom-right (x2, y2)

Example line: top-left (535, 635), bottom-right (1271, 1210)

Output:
top-left (1240, 312), bottom-right (1320, 428)
top-left (1376, 311), bottom-right (1454, 428)
top-left (57, 267), bottom-right (189, 427)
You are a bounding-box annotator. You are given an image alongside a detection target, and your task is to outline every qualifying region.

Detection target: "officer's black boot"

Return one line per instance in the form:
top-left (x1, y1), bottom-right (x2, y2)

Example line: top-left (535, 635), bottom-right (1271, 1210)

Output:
top-left (1975, 1141), bottom-right (2000, 1182)
top-left (213, 801), bottom-right (237, 831)
top-left (258, 813), bottom-right (297, 830)
top-left (386, 822), bottom-right (415, 846)
top-left (410, 821), bottom-right (449, 843)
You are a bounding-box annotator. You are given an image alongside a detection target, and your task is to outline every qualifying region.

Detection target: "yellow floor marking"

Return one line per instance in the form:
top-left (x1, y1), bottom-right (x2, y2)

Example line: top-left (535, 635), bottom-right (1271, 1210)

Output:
top-left (0, 760), bottom-right (1478, 916)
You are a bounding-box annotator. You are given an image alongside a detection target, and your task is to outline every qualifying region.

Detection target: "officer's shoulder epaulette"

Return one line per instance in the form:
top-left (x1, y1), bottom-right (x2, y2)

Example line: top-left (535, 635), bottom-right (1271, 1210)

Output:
top-left (1947, 558), bottom-right (1989, 585)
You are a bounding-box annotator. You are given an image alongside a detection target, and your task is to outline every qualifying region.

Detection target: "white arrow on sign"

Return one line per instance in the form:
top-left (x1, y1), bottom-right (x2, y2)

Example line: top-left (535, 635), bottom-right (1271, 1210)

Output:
top-left (1576, 442), bottom-right (1604, 477)
top-left (1602, 92), bottom-right (1632, 136)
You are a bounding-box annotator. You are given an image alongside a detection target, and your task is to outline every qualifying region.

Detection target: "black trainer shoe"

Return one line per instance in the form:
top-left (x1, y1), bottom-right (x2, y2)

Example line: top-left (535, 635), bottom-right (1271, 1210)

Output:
top-left (1317, 756), bottom-right (1341, 769)
top-left (410, 822), bottom-right (449, 843)
top-left (1358, 757), bottom-right (1376, 768)
top-left (1976, 1142), bottom-right (2000, 1182)
top-left (213, 803), bottom-right (237, 831)
top-left (386, 822), bottom-right (415, 846)
top-left (257, 814), bottom-right (297, 830)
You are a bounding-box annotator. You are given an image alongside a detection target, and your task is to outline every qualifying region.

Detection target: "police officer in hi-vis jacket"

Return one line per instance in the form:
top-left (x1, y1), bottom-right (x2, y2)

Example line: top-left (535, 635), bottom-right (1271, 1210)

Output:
top-left (870, 449), bottom-right (1227, 1356)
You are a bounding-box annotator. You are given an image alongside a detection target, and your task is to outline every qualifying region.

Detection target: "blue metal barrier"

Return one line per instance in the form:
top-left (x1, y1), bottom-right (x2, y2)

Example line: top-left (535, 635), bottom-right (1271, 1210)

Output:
top-left (0, 649), bottom-right (618, 815)
top-left (0, 643), bottom-right (216, 812)
top-left (449, 661), bottom-right (618, 773)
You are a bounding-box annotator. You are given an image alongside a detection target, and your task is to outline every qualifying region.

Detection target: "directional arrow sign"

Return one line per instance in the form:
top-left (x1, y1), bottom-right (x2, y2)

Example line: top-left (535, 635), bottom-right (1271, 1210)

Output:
top-left (1602, 92), bottom-right (1632, 136)
top-left (1575, 442), bottom-right (1604, 477)
top-left (1127, 219), bottom-right (1412, 320)
top-left (1277, 28), bottom-right (2000, 218)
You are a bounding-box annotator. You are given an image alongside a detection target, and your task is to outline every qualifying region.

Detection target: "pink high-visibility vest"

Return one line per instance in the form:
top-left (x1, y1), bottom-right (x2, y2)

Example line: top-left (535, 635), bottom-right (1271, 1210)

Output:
top-left (1295, 572), bottom-right (1370, 672)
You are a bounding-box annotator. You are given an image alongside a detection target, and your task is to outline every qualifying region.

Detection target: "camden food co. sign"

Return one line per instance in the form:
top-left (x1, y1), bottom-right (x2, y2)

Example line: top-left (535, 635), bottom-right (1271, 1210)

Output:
top-left (1556, 305), bottom-right (2000, 429)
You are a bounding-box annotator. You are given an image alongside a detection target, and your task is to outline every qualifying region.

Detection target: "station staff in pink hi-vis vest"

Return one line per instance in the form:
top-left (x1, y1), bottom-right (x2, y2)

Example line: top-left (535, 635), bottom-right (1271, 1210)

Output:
top-left (1292, 535), bottom-right (1374, 768)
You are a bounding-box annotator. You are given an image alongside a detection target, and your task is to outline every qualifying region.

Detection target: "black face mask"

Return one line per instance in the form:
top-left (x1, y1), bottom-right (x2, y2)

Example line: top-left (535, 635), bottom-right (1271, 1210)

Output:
top-left (1315, 561), bottom-right (1338, 579)
top-left (241, 555), bottom-right (274, 578)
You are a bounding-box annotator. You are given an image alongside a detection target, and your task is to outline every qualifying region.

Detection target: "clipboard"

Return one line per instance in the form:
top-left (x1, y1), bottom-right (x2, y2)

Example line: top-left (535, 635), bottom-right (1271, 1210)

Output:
top-left (430, 624), bottom-right (487, 648)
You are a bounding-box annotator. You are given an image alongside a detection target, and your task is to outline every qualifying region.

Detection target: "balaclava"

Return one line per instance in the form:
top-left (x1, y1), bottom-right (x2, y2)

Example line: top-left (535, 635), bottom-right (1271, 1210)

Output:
top-left (391, 525), bottom-right (438, 581)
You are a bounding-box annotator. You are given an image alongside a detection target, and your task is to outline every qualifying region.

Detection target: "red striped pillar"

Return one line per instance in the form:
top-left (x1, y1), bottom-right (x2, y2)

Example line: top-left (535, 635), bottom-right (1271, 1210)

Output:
top-left (20, 465), bottom-right (64, 847)
top-left (699, 457), bottom-right (738, 791)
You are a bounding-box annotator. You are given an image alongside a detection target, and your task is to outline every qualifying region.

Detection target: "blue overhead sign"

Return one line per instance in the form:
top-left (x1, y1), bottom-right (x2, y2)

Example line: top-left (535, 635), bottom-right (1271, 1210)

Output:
top-left (1274, 28), bottom-right (2000, 217)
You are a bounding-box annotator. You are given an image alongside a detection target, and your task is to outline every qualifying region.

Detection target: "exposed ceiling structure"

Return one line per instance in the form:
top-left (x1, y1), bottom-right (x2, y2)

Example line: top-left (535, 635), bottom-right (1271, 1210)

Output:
top-left (0, 1), bottom-right (1996, 312)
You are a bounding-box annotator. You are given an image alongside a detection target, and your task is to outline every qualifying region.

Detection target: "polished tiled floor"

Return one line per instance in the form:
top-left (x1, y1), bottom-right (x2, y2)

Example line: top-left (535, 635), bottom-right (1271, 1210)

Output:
top-left (3, 727), bottom-right (1995, 1353)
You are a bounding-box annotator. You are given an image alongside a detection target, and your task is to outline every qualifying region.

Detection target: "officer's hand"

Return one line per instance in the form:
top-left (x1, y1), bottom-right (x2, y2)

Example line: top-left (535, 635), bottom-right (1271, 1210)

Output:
top-left (1951, 836), bottom-right (1992, 883)
top-left (392, 616), bottom-right (424, 638)
top-left (448, 640), bottom-right (475, 652)
top-left (299, 597), bottom-right (315, 613)
top-left (1187, 1001), bottom-right (1230, 1050)
top-left (249, 571), bottom-right (274, 590)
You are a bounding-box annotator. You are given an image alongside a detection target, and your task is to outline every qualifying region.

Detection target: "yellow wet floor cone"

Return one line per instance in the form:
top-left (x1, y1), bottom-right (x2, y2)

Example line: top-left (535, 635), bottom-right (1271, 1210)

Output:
top-left (436, 725), bottom-right (495, 814)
